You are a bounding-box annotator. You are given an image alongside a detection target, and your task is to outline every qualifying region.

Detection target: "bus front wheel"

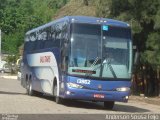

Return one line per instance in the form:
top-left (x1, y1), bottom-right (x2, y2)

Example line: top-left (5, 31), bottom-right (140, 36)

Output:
top-left (26, 80), bottom-right (34, 96)
top-left (104, 101), bottom-right (114, 110)
top-left (53, 84), bottom-right (63, 104)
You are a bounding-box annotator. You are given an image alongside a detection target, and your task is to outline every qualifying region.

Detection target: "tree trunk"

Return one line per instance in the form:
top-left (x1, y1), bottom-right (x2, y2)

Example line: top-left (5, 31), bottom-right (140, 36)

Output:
top-left (157, 66), bottom-right (160, 97)
top-left (83, 0), bottom-right (89, 6)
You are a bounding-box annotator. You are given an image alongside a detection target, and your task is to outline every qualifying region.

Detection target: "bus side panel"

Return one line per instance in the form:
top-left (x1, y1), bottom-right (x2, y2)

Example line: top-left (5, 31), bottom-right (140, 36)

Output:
top-left (21, 48), bottom-right (61, 95)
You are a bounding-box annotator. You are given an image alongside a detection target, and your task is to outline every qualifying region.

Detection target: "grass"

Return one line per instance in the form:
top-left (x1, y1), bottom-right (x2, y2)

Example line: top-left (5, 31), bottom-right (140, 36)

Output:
top-left (53, 0), bottom-right (96, 19)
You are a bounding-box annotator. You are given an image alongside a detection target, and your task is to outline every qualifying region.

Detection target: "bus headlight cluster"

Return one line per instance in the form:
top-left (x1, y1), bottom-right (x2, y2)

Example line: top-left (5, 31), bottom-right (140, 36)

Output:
top-left (116, 87), bottom-right (130, 92)
top-left (67, 82), bottom-right (83, 89)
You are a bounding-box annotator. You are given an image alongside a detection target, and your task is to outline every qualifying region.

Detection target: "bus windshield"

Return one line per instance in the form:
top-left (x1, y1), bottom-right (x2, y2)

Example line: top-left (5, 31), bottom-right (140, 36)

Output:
top-left (68, 23), bottom-right (132, 79)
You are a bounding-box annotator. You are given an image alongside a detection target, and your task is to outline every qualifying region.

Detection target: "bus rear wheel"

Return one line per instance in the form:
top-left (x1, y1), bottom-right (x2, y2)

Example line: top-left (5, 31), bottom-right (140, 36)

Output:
top-left (53, 84), bottom-right (63, 104)
top-left (104, 101), bottom-right (114, 110)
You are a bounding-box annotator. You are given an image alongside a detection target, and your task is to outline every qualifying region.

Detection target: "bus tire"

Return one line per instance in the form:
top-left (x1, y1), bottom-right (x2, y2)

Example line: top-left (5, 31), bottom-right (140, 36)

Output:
top-left (1, 70), bottom-right (4, 73)
top-left (26, 80), bottom-right (34, 96)
top-left (53, 83), bottom-right (62, 104)
top-left (104, 101), bottom-right (114, 110)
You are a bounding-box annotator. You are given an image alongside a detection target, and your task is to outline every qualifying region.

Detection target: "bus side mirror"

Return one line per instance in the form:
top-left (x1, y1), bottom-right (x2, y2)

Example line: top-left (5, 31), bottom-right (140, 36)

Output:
top-left (134, 51), bottom-right (139, 65)
top-left (133, 45), bottom-right (139, 65)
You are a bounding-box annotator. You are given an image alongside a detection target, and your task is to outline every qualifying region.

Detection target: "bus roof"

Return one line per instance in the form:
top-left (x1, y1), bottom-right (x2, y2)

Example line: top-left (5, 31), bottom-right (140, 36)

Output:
top-left (67, 16), bottom-right (129, 27)
top-left (26, 16), bottom-right (130, 35)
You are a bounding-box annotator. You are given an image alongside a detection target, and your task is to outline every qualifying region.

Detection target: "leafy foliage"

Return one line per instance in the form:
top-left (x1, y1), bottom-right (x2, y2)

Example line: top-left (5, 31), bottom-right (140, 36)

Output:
top-left (96, 0), bottom-right (160, 66)
top-left (0, 0), bottom-right (68, 55)
top-left (1, 0), bottom-right (160, 67)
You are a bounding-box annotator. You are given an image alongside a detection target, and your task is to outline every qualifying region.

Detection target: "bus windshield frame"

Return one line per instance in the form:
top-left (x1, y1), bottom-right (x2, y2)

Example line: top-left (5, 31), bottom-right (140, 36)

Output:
top-left (68, 23), bottom-right (132, 80)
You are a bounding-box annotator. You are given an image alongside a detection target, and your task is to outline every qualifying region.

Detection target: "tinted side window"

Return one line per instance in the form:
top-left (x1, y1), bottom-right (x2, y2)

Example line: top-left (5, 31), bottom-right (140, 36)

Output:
top-left (34, 28), bottom-right (48, 50)
top-left (61, 21), bottom-right (69, 71)
top-left (25, 21), bottom-right (69, 51)
top-left (44, 25), bottom-right (56, 48)
top-left (44, 22), bottom-right (63, 48)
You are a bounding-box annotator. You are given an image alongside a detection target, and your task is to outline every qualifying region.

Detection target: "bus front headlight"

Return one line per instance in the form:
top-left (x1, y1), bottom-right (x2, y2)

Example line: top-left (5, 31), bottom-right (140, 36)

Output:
top-left (67, 83), bottom-right (83, 89)
top-left (116, 87), bottom-right (130, 92)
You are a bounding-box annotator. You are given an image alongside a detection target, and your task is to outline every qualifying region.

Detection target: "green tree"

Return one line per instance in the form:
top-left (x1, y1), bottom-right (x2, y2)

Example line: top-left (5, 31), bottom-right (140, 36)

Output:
top-left (83, 0), bottom-right (89, 6)
top-left (96, 0), bottom-right (160, 65)
top-left (96, 0), bottom-right (160, 96)
top-left (0, 0), bottom-right (68, 55)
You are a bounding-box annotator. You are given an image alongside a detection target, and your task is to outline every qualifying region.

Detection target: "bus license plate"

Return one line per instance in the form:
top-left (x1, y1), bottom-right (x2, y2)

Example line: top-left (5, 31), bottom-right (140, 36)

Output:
top-left (93, 94), bottom-right (104, 98)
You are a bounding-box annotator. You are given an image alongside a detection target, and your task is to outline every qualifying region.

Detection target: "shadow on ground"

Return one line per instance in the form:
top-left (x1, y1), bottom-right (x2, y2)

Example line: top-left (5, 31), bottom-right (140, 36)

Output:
top-left (36, 94), bottom-right (150, 113)
top-left (113, 104), bottom-right (150, 113)
top-left (0, 89), bottom-right (150, 113)
top-left (0, 91), bottom-right (25, 95)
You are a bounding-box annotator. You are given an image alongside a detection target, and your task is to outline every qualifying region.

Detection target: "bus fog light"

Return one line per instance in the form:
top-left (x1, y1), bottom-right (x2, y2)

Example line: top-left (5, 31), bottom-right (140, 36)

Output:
top-left (66, 91), bottom-right (71, 95)
top-left (116, 87), bottom-right (130, 92)
top-left (67, 82), bottom-right (83, 89)
top-left (125, 96), bottom-right (129, 99)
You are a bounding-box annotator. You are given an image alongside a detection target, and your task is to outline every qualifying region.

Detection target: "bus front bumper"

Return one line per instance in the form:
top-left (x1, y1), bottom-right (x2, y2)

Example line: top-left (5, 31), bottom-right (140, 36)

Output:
top-left (62, 87), bottom-right (130, 102)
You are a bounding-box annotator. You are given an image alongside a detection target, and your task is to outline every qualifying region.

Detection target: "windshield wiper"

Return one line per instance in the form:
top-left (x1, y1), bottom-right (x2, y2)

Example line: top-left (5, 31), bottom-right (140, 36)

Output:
top-left (85, 57), bottom-right (117, 78)
top-left (102, 58), bottom-right (117, 78)
top-left (85, 56), bottom-right (117, 79)
top-left (85, 57), bottom-right (99, 77)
